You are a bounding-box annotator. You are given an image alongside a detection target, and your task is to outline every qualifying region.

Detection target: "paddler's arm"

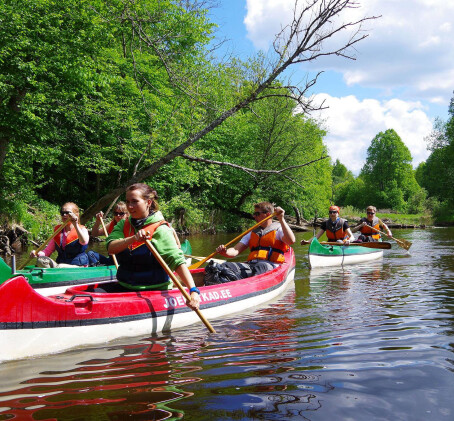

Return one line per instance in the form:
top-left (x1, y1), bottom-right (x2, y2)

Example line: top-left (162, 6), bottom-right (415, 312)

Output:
top-left (300, 228), bottom-right (325, 245)
top-left (350, 221), bottom-right (366, 233)
top-left (68, 211), bottom-right (89, 245)
top-left (216, 242), bottom-right (248, 258)
top-left (344, 227), bottom-right (354, 244)
top-left (174, 264), bottom-right (201, 310)
top-left (379, 220), bottom-right (392, 237)
top-left (107, 229), bottom-right (144, 254)
top-left (90, 212), bottom-right (105, 237)
top-left (275, 206), bottom-right (295, 245)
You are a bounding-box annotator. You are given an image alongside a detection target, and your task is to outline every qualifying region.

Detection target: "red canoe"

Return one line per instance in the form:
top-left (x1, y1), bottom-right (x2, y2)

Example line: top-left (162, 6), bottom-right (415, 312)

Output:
top-left (0, 249), bottom-right (295, 362)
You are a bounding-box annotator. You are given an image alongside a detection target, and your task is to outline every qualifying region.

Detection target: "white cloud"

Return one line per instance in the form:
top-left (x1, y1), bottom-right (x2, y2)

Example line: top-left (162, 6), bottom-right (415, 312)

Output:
top-left (313, 94), bottom-right (433, 174)
top-left (244, 0), bottom-right (454, 107)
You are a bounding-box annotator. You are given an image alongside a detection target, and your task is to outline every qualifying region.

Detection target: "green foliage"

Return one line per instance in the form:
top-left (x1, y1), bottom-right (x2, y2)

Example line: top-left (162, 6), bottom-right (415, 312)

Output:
top-left (419, 94), bottom-right (454, 216)
top-left (356, 129), bottom-right (423, 212)
top-left (0, 195), bottom-right (59, 240)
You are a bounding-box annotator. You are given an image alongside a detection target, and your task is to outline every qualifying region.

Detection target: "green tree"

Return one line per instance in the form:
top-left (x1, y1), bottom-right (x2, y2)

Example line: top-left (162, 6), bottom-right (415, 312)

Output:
top-left (419, 94), bottom-right (454, 208)
top-left (360, 129), bottom-right (421, 211)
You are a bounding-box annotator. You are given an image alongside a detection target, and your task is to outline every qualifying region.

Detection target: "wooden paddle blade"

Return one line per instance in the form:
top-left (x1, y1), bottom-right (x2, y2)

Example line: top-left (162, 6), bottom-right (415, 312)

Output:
top-left (393, 237), bottom-right (412, 250)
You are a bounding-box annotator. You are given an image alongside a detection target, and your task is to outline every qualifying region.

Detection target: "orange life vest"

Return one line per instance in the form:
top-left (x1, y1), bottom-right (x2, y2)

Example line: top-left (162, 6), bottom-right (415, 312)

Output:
top-left (54, 224), bottom-right (84, 247)
top-left (122, 219), bottom-right (169, 251)
top-left (360, 216), bottom-right (381, 240)
top-left (325, 218), bottom-right (349, 241)
top-left (53, 224), bottom-right (88, 265)
top-left (247, 222), bottom-right (289, 264)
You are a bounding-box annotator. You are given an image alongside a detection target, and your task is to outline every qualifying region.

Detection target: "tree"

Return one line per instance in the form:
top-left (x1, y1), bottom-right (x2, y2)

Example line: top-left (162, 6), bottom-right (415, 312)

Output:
top-left (420, 92), bottom-right (454, 206)
top-left (360, 129), bottom-right (420, 211)
top-left (79, 0), bottom-right (378, 222)
top-left (0, 0), bottom-right (378, 225)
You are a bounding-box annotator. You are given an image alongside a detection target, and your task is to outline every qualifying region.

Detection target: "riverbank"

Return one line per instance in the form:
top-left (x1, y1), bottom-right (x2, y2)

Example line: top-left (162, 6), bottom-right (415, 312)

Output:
top-left (0, 205), bottom-right (435, 256)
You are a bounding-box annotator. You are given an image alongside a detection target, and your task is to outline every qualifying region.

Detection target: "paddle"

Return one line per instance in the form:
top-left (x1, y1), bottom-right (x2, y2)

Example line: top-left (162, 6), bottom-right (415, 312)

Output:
top-left (320, 241), bottom-right (391, 249)
top-left (368, 223), bottom-right (412, 250)
top-left (184, 254), bottom-right (226, 264)
top-left (18, 220), bottom-right (72, 270)
top-left (188, 212), bottom-right (277, 270)
top-left (100, 217), bottom-right (119, 269)
top-left (144, 239), bottom-right (216, 333)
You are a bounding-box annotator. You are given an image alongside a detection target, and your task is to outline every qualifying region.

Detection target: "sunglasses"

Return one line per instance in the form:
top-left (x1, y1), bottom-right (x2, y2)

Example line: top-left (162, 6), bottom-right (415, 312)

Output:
top-left (253, 211), bottom-right (268, 217)
top-left (60, 211), bottom-right (71, 216)
top-left (114, 212), bottom-right (126, 216)
top-left (367, 212), bottom-right (375, 215)
top-left (329, 210), bottom-right (338, 214)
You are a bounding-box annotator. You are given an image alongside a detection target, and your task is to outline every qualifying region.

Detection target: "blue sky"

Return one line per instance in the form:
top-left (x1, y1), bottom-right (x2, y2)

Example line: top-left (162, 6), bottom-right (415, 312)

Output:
top-left (208, 0), bottom-right (454, 174)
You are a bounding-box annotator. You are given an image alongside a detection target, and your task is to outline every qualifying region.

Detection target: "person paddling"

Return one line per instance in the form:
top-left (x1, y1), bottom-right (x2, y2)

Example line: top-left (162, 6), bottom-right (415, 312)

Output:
top-left (301, 205), bottom-right (354, 246)
top-left (30, 202), bottom-right (90, 267)
top-left (204, 202), bottom-right (295, 285)
top-left (351, 205), bottom-right (392, 242)
top-left (89, 202), bottom-right (129, 265)
top-left (105, 183), bottom-right (200, 310)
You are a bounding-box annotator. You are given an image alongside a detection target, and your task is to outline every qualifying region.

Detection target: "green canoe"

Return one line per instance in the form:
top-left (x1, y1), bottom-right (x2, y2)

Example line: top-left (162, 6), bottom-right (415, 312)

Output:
top-left (308, 236), bottom-right (385, 268)
top-left (0, 239), bottom-right (192, 295)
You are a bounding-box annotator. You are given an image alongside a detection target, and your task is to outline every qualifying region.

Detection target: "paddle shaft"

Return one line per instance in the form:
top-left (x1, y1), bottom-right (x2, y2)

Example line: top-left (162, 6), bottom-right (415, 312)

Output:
top-left (367, 223), bottom-right (411, 250)
top-left (188, 212), bottom-right (277, 269)
top-left (184, 254), bottom-right (226, 264)
top-left (144, 239), bottom-right (216, 333)
top-left (18, 220), bottom-right (71, 270)
top-left (321, 241), bottom-right (391, 250)
top-left (100, 218), bottom-right (119, 269)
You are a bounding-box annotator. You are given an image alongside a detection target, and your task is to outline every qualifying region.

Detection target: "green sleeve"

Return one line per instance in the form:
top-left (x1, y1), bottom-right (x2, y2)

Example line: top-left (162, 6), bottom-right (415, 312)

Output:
top-left (106, 219), bottom-right (126, 247)
top-left (151, 225), bottom-right (186, 270)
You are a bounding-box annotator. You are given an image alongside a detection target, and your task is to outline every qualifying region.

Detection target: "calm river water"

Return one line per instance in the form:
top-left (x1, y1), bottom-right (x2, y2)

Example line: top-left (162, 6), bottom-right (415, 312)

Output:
top-left (1, 227), bottom-right (453, 420)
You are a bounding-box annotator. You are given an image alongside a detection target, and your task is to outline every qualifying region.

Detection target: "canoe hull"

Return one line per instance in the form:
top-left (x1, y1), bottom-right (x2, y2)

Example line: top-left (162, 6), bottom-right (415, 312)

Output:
top-left (0, 249), bottom-right (295, 362)
top-left (0, 257), bottom-right (117, 295)
top-left (309, 238), bottom-right (383, 268)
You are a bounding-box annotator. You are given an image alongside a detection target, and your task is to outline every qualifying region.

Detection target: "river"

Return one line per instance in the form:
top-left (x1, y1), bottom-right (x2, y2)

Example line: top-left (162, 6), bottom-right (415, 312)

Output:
top-left (0, 227), bottom-right (453, 420)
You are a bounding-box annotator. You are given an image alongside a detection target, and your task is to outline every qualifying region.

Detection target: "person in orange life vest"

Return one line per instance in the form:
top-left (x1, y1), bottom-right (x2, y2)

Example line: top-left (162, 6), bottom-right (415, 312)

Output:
top-left (106, 183), bottom-right (200, 310)
top-left (351, 205), bottom-right (392, 242)
top-left (300, 205), bottom-right (353, 245)
top-left (204, 202), bottom-right (295, 285)
top-left (29, 202), bottom-right (90, 267)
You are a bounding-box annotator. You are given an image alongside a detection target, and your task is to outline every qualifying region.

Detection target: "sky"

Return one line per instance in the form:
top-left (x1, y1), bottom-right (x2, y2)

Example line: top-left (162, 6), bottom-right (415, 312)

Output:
top-left (208, 0), bottom-right (454, 174)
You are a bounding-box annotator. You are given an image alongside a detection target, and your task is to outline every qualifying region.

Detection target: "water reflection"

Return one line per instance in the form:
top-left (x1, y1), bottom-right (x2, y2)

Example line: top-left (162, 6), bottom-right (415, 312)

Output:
top-left (0, 338), bottom-right (202, 420)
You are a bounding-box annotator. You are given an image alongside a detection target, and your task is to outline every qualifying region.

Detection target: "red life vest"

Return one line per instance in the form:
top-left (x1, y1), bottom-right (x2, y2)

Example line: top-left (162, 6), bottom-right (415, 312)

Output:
top-left (107, 220), bottom-right (116, 234)
top-left (360, 217), bottom-right (381, 240)
top-left (325, 218), bottom-right (349, 241)
top-left (247, 222), bottom-right (289, 264)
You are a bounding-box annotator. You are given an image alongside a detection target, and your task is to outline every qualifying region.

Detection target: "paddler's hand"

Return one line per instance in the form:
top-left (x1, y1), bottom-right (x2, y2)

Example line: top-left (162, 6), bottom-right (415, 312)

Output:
top-left (68, 211), bottom-right (78, 224)
top-left (134, 229), bottom-right (150, 242)
top-left (275, 206), bottom-right (285, 220)
top-left (300, 239), bottom-right (311, 245)
top-left (187, 291), bottom-right (201, 310)
top-left (95, 211), bottom-right (104, 221)
top-left (343, 239), bottom-right (350, 245)
top-left (30, 250), bottom-right (37, 257)
top-left (216, 244), bottom-right (228, 256)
